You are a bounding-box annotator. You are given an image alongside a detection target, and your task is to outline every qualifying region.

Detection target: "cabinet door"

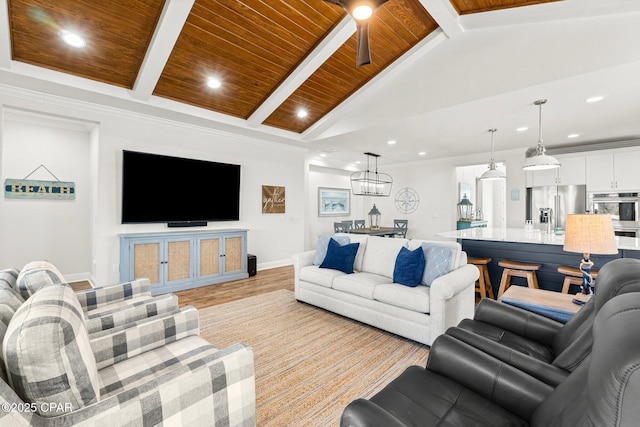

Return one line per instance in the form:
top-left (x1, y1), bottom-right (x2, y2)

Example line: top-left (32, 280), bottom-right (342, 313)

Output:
top-left (586, 154), bottom-right (615, 192)
top-left (614, 152), bottom-right (640, 191)
top-left (530, 168), bottom-right (558, 187)
top-left (223, 235), bottom-right (246, 274)
top-left (557, 155), bottom-right (586, 185)
top-left (165, 238), bottom-right (193, 286)
top-left (131, 240), bottom-right (162, 287)
top-left (198, 236), bottom-right (222, 280)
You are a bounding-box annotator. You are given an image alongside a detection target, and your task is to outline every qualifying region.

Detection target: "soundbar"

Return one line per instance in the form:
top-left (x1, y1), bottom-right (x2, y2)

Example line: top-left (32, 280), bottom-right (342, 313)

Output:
top-left (167, 221), bottom-right (207, 228)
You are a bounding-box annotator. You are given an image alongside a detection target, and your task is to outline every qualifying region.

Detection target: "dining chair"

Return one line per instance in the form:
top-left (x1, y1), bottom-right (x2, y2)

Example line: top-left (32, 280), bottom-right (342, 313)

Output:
top-left (394, 219), bottom-right (408, 238)
top-left (354, 220), bottom-right (366, 229)
top-left (334, 222), bottom-right (351, 233)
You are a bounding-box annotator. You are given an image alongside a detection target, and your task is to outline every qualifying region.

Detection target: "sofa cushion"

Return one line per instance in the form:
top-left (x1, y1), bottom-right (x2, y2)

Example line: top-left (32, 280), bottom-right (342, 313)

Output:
top-left (393, 246), bottom-right (426, 287)
top-left (15, 260), bottom-right (66, 299)
top-left (421, 243), bottom-right (454, 287)
top-left (0, 268), bottom-right (19, 290)
top-left (361, 236), bottom-right (409, 278)
top-left (320, 238), bottom-right (360, 274)
top-left (3, 283), bottom-right (100, 416)
top-left (346, 234), bottom-right (369, 271)
top-left (373, 283), bottom-right (431, 313)
top-left (300, 265), bottom-right (345, 288)
top-left (313, 234), bottom-right (351, 265)
top-left (0, 280), bottom-right (24, 383)
top-left (333, 272), bottom-right (392, 299)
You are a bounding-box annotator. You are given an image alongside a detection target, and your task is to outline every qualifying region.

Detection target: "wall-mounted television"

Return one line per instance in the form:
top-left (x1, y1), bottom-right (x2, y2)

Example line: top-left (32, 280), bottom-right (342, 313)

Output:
top-left (121, 150), bottom-right (241, 225)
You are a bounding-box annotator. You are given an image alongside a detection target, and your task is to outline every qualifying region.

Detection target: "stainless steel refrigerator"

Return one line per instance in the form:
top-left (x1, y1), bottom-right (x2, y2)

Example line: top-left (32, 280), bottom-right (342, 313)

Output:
top-left (526, 185), bottom-right (587, 232)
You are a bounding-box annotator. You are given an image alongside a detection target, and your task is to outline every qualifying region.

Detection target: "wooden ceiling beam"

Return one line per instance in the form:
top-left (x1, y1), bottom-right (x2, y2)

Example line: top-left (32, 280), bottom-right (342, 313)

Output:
top-left (246, 16), bottom-right (355, 128)
top-left (131, 0), bottom-right (195, 101)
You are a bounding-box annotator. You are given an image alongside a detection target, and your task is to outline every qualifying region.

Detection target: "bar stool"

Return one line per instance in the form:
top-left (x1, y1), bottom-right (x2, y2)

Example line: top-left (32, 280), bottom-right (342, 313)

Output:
top-left (497, 259), bottom-right (540, 299)
top-left (468, 257), bottom-right (494, 300)
top-left (558, 265), bottom-right (599, 294)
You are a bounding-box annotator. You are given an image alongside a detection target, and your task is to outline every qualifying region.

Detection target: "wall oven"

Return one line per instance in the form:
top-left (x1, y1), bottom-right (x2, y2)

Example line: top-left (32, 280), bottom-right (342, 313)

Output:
top-left (590, 192), bottom-right (640, 237)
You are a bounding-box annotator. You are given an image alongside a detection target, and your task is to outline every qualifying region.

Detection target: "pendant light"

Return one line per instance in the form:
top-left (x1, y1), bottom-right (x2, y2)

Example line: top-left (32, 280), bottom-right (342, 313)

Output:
top-left (523, 99), bottom-right (561, 171)
top-left (350, 152), bottom-right (393, 196)
top-left (480, 129), bottom-right (506, 180)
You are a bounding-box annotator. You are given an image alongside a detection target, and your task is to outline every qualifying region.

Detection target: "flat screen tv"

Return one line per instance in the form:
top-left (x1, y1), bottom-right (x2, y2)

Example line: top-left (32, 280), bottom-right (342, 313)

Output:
top-left (121, 150), bottom-right (241, 225)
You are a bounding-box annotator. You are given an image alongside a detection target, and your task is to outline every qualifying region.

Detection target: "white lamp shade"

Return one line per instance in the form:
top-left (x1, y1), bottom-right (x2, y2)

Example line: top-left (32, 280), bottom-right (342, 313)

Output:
top-left (522, 153), bottom-right (561, 171)
top-left (480, 165), bottom-right (506, 180)
top-left (563, 214), bottom-right (618, 255)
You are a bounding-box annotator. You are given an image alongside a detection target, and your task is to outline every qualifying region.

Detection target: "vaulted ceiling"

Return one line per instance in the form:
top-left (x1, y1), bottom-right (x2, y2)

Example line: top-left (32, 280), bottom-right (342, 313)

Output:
top-left (2, 0), bottom-right (640, 169)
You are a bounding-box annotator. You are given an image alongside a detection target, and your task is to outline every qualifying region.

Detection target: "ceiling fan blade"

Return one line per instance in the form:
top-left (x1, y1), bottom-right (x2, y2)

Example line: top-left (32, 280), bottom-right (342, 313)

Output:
top-left (356, 21), bottom-right (371, 67)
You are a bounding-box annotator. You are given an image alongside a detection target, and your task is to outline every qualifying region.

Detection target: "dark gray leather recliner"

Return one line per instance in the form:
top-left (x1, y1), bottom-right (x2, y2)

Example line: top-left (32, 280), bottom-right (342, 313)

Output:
top-left (448, 258), bottom-right (640, 382)
top-left (341, 292), bottom-right (640, 427)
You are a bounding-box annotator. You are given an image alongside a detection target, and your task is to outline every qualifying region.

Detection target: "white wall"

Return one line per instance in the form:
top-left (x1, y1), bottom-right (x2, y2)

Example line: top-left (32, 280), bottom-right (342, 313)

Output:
top-left (0, 89), bottom-right (306, 285)
top-left (0, 111), bottom-right (92, 276)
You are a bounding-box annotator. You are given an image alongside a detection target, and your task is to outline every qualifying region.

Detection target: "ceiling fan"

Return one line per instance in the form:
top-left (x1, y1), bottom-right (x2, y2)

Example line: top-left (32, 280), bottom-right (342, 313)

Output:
top-left (323, 0), bottom-right (389, 67)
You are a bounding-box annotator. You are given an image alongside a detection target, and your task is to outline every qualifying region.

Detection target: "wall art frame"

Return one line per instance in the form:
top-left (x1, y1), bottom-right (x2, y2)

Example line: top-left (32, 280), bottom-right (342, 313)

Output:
top-left (318, 187), bottom-right (350, 217)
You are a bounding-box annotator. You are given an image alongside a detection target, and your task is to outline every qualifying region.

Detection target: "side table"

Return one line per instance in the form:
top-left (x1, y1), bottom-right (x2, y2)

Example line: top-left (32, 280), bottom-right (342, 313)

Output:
top-left (499, 286), bottom-right (582, 323)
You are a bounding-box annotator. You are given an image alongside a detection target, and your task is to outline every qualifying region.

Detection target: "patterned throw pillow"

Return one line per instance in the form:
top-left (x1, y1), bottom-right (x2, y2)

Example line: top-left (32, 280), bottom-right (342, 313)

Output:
top-left (421, 243), bottom-right (454, 287)
top-left (3, 283), bottom-right (100, 416)
top-left (15, 261), bottom-right (66, 299)
top-left (313, 234), bottom-right (350, 265)
top-left (393, 246), bottom-right (426, 287)
top-left (319, 238), bottom-right (360, 274)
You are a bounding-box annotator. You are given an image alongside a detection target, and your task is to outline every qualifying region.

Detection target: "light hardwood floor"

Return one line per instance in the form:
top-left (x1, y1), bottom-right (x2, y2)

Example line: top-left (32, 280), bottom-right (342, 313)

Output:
top-left (71, 266), bottom-right (295, 310)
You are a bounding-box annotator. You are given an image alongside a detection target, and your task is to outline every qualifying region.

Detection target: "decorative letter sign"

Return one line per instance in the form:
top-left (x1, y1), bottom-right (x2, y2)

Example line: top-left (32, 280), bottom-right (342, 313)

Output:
top-left (4, 179), bottom-right (76, 200)
top-left (262, 185), bottom-right (285, 213)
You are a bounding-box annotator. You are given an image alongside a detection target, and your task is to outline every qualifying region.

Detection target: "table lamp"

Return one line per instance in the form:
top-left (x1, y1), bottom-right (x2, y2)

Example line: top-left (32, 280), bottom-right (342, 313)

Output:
top-left (563, 214), bottom-right (617, 303)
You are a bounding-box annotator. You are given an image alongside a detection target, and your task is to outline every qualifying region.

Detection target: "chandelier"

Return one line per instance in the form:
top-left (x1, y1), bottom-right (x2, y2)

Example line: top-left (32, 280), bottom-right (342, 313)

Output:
top-left (350, 152), bottom-right (393, 196)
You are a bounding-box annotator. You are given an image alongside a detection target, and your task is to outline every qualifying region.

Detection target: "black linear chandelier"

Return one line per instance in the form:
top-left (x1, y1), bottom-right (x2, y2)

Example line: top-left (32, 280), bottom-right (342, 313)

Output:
top-left (350, 152), bottom-right (393, 196)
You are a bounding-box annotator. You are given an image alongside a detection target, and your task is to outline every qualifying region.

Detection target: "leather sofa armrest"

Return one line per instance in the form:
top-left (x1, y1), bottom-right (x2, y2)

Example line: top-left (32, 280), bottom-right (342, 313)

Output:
top-left (445, 326), bottom-right (570, 387)
top-left (341, 399), bottom-right (407, 427)
top-left (474, 298), bottom-right (562, 346)
top-left (427, 334), bottom-right (553, 420)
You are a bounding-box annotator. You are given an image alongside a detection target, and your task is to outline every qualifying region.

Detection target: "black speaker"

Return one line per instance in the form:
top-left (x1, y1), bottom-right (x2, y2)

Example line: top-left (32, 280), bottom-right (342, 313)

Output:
top-left (247, 254), bottom-right (257, 277)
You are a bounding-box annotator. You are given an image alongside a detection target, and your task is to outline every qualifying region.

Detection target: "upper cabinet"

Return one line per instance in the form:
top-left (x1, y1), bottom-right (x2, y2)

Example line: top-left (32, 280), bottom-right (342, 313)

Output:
top-left (586, 151), bottom-right (640, 192)
top-left (526, 154), bottom-right (586, 187)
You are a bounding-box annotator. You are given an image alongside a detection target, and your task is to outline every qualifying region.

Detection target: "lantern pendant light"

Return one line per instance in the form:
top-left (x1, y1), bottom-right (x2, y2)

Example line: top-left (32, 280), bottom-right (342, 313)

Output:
top-left (523, 99), bottom-right (561, 171)
top-left (480, 129), bottom-right (506, 180)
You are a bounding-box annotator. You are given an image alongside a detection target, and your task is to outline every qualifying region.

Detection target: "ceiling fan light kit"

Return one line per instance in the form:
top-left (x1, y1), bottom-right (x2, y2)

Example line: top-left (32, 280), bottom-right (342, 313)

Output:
top-left (351, 152), bottom-right (393, 196)
top-left (324, 0), bottom-right (389, 67)
top-left (480, 128), bottom-right (506, 180)
top-left (523, 99), bottom-right (561, 171)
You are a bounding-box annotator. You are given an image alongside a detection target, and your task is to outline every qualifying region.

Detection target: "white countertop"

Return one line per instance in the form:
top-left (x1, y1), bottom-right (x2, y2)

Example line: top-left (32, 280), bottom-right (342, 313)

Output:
top-left (437, 227), bottom-right (640, 251)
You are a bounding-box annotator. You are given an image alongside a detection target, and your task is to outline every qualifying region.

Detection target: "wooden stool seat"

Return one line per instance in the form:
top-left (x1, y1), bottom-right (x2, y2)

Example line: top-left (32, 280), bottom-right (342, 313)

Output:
top-left (558, 265), bottom-right (599, 294)
top-left (497, 259), bottom-right (540, 298)
top-left (468, 257), bottom-right (494, 300)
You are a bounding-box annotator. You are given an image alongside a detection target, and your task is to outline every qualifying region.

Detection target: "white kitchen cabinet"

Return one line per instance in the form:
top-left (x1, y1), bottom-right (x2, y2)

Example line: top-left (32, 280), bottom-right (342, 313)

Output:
top-left (527, 155), bottom-right (586, 187)
top-left (586, 152), bottom-right (640, 192)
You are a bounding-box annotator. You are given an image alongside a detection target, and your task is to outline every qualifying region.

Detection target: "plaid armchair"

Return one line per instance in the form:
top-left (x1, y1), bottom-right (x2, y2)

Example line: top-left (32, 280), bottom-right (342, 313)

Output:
top-left (1, 283), bottom-right (256, 426)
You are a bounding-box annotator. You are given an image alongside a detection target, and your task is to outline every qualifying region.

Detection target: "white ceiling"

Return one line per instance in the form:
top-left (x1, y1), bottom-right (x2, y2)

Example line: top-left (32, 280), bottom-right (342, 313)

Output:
top-left (1, 0), bottom-right (639, 171)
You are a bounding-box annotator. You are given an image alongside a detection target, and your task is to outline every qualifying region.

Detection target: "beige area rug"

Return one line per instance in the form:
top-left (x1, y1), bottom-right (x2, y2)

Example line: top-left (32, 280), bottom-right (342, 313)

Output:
top-left (198, 289), bottom-right (429, 426)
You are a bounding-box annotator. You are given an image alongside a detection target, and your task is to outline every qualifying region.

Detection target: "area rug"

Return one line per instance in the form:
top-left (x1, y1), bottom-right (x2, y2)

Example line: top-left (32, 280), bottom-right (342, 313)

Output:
top-left (198, 289), bottom-right (429, 426)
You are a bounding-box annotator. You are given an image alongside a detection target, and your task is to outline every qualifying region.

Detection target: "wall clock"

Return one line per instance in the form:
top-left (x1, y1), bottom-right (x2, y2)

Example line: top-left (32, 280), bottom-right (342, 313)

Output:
top-left (395, 187), bottom-right (419, 214)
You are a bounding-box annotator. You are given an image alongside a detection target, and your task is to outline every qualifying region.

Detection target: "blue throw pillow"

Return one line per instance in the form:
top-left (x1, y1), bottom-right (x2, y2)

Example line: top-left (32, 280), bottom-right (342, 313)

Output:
top-left (319, 238), bottom-right (360, 274)
top-left (314, 235), bottom-right (350, 265)
top-left (393, 246), bottom-right (426, 287)
top-left (422, 243), bottom-right (454, 286)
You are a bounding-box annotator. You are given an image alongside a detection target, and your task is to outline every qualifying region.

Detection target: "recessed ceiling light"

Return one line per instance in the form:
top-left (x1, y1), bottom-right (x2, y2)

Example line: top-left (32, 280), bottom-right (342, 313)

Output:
top-left (516, 127), bottom-right (528, 132)
top-left (586, 96), bottom-right (604, 103)
top-left (59, 30), bottom-right (86, 48)
top-left (206, 77), bottom-right (222, 89)
top-left (418, 151), bottom-right (426, 156)
top-left (387, 140), bottom-right (396, 145)
top-left (297, 109), bottom-right (308, 118)
top-left (320, 153), bottom-right (327, 157)
top-left (567, 133), bottom-right (580, 138)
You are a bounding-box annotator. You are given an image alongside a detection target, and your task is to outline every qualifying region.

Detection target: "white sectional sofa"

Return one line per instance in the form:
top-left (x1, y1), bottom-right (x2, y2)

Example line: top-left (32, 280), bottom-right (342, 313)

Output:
top-left (292, 235), bottom-right (479, 346)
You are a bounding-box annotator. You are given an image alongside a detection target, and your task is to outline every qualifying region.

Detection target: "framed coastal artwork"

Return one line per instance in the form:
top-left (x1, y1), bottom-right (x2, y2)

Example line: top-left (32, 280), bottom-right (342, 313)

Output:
top-left (318, 187), bottom-right (350, 217)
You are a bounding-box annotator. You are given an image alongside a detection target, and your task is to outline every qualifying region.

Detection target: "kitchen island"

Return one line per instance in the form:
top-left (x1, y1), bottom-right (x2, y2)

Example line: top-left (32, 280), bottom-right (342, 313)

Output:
top-left (437, 228), bottom-right (640, 295)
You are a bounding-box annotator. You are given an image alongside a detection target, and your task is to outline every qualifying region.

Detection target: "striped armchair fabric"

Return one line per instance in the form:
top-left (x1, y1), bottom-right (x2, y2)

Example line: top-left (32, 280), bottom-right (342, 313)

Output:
top-left (1, 282), bottom-right (256, 426)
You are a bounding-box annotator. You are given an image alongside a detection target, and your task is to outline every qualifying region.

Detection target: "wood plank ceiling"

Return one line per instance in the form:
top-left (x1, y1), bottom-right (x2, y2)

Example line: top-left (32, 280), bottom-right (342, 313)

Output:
top-left (7, 0), bottom-right (561, 135)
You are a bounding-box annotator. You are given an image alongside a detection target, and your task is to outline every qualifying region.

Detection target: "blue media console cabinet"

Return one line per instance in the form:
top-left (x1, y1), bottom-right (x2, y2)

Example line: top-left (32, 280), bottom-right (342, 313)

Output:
top-left (119, 229), bottom-right (248, 295)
